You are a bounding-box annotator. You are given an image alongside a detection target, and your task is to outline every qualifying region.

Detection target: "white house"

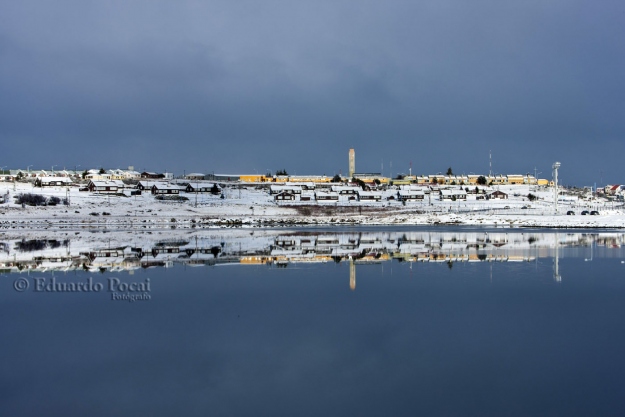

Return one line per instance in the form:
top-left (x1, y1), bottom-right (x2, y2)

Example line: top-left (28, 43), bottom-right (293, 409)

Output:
top-left (357, 190), bottom-right (382, 201)
top-left (35, 177), bottom-right (73, 187)
top-left (315, 191), bottom-right (339, 202)
top-left (398, 190), bottom-right (425, 202)
top-left (87, 180), bottom-right (125, 193)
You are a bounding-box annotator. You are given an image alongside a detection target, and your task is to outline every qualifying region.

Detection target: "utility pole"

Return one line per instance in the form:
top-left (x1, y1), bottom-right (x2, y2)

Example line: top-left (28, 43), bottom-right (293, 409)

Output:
top-left (553, 162), bottom-right (561, 213)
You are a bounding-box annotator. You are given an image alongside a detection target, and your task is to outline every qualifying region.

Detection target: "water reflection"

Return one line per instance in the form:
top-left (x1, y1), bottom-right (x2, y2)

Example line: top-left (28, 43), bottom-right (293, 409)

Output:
top-left (2, 230), bottom-right (624, 284)
top-left (4, 228), bottom-right (625, 416)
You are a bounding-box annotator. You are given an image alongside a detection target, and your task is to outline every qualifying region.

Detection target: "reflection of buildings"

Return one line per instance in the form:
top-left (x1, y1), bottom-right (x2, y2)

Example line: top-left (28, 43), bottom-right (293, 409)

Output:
top-left (1, 232), bottom-right (623, 283)
top-left (553, 233), bottom-right (561, 282)
top-left (350, 259), bottom-right (356, 291)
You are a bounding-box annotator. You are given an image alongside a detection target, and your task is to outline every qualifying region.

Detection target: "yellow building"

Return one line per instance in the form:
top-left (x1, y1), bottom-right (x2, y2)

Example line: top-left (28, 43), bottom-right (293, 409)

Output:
top-left (271, 175), bottom-right (332, 183)
top-left (506, 175), bottom-right (526, 185)
top-left (353, 174), bottom-right (390, 184)
top-left (428, 175), bottom-right (440, 184)
top-left (454, 175), bottom-right (469, 185)
top-left (487, 175), bottom-right (507, 185)
top-left (239, 174), bottom-right (267, 183)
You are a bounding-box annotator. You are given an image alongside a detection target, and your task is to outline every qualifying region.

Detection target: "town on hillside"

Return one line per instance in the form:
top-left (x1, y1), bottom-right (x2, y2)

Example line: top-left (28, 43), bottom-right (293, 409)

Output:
top-left (0, 150), bottom-right (623, 212)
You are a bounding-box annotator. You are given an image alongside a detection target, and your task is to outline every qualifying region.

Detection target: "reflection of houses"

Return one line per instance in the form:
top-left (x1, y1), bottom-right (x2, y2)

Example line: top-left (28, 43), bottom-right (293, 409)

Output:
top-left (82, 251), bottom-right (141, 272)
top-left (3, 232), bottom-right (625, 274)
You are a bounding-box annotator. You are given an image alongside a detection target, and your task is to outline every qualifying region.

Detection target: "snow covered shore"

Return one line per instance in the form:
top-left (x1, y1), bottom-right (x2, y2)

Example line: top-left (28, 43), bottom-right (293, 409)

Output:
top-left (1, 182), bottom-right (624, 230)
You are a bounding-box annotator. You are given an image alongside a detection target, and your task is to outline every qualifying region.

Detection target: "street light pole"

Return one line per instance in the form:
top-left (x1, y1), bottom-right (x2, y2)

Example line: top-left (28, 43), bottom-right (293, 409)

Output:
top-left (553, 162), bottom-right (561, 213)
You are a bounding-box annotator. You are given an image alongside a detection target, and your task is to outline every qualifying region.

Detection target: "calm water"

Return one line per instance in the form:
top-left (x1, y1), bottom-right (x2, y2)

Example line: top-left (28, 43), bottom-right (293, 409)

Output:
top-left (2, 228), bottom-right (625, 416)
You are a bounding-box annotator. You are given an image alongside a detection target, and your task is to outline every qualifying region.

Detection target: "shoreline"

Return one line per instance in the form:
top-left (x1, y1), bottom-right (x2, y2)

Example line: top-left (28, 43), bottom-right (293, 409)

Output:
top-left (2, 182), bottom-right (624, 231)
top-left (2, 210), bottom-right (624, 231)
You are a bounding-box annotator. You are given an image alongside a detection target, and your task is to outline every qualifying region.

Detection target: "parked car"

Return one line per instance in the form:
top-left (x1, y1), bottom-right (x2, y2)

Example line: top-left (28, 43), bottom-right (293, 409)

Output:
top-left (590, 210), bottom-right (599, 215)
top-left (567, 211), bottom-right (575, 215)
top-left (581, 210), bottom-right (589, 215)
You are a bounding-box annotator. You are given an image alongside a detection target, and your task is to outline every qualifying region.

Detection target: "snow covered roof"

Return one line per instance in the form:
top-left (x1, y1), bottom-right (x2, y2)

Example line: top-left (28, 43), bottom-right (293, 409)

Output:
top-left (399, 190), bottom-right (424, 196)
top-left (39, 176), bottom-right (73, 182)
top-left (138, 181), bottom-right (168, 187)
top-left (270, 185), bottom-right (302, 192)
top-left (331, 185), bottom-right (360, 192)
top-left (89, 180), bottom-right (125, 187)
top-left (151, 183), bottom-right (184, 190)
top-left (357, 190), bottom-right (382, 196)
top-left (285, 182), bottom-right (315, 187)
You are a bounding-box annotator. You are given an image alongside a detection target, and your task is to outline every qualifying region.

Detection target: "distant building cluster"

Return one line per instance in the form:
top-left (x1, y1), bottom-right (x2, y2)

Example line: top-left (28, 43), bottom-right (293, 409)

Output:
top-left (0, 149), bottom-right (553, 194)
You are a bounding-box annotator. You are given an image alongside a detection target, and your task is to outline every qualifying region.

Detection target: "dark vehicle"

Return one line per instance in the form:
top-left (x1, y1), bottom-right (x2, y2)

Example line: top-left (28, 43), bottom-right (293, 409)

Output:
top-left (567, 211), bottom-right (575, 215)
top-left (581, 210), bottom-right (589, 215)
top-left (590, 210), bottom-right (599, 215)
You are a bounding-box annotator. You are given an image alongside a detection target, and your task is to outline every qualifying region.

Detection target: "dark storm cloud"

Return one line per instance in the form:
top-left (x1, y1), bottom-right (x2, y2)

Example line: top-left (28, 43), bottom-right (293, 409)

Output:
top-left (0, 0), bottom-right (623, 184)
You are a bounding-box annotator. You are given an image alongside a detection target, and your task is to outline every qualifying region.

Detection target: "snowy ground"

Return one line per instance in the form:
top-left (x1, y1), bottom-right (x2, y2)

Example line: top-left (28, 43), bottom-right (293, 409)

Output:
top-left (1, 182), bottom-right (624, 230)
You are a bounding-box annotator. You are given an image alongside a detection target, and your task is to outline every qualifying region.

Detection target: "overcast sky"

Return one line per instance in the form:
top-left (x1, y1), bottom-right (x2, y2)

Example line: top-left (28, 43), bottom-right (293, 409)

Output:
top-left (1, 1), bottom-right (623, 185)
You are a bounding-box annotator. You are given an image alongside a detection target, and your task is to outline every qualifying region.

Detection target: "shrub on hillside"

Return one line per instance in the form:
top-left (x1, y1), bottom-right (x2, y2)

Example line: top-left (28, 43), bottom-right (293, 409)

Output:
top-left (15, 193), bottom-right (47, 206)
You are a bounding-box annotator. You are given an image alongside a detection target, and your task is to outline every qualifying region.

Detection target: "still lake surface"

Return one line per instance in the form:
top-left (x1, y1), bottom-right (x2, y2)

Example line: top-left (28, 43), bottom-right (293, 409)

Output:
top-left (2, 227), bottom-right (625, 416)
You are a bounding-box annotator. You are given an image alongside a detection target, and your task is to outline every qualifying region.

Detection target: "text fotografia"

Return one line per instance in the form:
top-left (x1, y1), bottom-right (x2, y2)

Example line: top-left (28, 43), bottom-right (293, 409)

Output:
top-left (13, 277), bottom-right (151, 302)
